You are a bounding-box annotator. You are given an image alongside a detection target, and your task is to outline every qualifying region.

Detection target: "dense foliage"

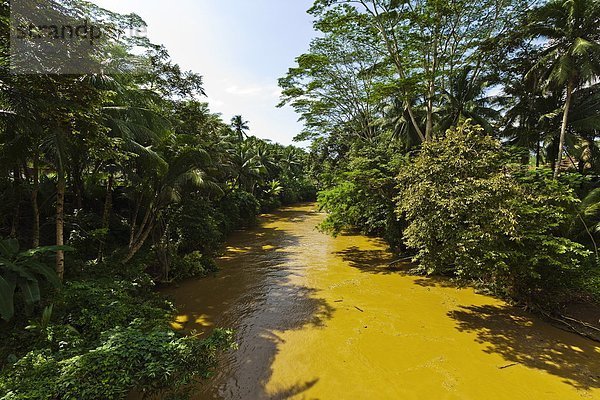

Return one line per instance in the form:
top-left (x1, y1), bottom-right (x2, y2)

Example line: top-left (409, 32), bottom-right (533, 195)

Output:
top-left (397, 123), bottom-right (594, 306)
top-left (0, 277), bottom-right (235, 399)
top-left (281, 0), bottom-right (600, 311)
top-left (1, 0), bottom-right (600, 395)
top-left (317, 135), bottom-right (405, 248)
top-left (0, 0), bottom-right (314, 398)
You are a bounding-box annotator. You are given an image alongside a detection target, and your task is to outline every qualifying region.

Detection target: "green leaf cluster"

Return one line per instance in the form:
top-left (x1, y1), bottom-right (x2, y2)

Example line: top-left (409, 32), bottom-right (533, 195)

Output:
top-left (0, 240), bottom-right (67, 321)
top-left (397, 122), bottom-right (592, 306)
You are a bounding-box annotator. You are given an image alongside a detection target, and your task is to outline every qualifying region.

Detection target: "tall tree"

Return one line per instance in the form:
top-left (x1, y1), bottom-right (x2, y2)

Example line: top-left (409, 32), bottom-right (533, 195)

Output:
top-left (279, 10), bottom-right (386, 143)
top-left (231, 115), bottom-right (250, 142)
top-left (527, 0), bottom-right (600, 178)
top-left (309, 0), bottom-right (524, 141)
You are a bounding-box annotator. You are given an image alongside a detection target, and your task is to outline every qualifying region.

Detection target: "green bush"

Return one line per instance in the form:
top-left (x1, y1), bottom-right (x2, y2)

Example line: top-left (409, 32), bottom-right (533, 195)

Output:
top-left (169, 197), bottom-right (225, 257)
top-left (397, 122), bottom-right (591, 308)
top-left (218, 191), bottom-right (261, 232)
top-left (0, 239), bottom-right (65, 321)
top-left (0, 325), bottom-right (234, 400)
top-left (56, 280), bottom-right (170, 342)
top-left (317, 142), bottom-right (404, 248)
top-left (279, 176), bottom-right (317, 205)
top-left (170, 251), bottom-right (217, 281)
top-left (260, 196), bottom-right (282, 213)
top-left (0, 277), bottom-right (235, 400)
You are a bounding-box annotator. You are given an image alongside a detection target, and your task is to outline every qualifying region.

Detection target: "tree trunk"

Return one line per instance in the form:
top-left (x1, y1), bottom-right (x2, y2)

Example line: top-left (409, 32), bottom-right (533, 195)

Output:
top-left (123, 221), bottom-right (154, 263)
top-left (98, 174), bottom-right (113, 262)
top-left (73, 164), bottom-right (84, 210)
top-left (132, 202), bottom-right (153, 246)
top-left (56, 168), bottom-right (66, 281)
top-left (32, 155), bottom-right (40, 248)
top-left (154, 223), bottom-right (171, 281)
top-left (129, 194), bottom-right (142, 249)
top-left (554, 80), bottom-right (574, 179)
top-left (366, 3), bottom-right (425, 142)
top-left (425, 81), bottom-right (435, 141)
top-left (535, 138), bottom-right (541, 168)
top-left (425, 41), bottom-right (438, 141)
top-left (10, 166), bottom-right (21, 239)
top-left (405, 103), bottom-right (426, 143)
top-left (124, 200), bottom-right (156, 263)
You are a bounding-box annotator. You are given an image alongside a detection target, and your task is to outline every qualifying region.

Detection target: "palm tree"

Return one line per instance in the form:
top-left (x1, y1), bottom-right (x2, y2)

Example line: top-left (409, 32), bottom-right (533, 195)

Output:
top-left (527, 0), bottom-right (600, 178)
top-left (437, 67), bottom-right (500, 135)
top-left (95, 76), bottom-right (171, 261)
top-left (227, 141), bottom-right (267, 193)
top-left (553, 82), bottom-right (600, 172)
top-left (569, 187), bottom-right (600, 259)
top-left (123, 145), bottom-right (218, 263)
top-left (280, 147), bottom-right (304, 177)
top-left (231, 115), bottom-right (250, 142)
top-left (253, 140), bottom-right (279, 178)
top-left (502, 72), bottom-right (562, 167)
top-left (376, 97), bottom-right (425, 150)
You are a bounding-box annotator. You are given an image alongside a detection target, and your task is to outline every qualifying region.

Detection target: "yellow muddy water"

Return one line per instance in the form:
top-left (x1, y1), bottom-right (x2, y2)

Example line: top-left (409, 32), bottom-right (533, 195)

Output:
top-left (163, 204), bottom-right (600, 400)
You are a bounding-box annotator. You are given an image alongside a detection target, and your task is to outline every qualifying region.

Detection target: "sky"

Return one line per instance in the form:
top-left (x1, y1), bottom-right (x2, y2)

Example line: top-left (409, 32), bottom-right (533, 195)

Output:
top-left (91, 0), bottom-right (316, 146)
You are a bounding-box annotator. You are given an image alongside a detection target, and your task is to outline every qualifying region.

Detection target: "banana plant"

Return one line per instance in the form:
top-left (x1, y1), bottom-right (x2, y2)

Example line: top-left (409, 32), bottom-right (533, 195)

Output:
top-left (265, 180), bottom-right (284, 197)
top-left (0, 239), bottom-right (68, 321)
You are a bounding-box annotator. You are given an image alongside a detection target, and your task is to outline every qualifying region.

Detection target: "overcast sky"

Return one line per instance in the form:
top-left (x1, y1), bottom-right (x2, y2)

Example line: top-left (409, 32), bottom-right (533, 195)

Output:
top-left (91, 0), bottom-right (316, 145)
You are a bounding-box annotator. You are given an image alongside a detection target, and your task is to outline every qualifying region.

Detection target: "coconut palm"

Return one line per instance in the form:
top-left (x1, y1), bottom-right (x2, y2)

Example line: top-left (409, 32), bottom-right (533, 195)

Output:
top-left (376, 96), bottom-right (425, 150)
top-left (231, 115), bottom-right (250, 142)
top-left (123, 145), bottom-right (218, 263)
top-left (566, 83), bottom-right (600, 171)
top-left (95, 76), bottom-right (172, 261)
top-left (502, 71), bottom-right (563, 166)
top-left (527, 0), bottom-right (600, 178)
top-left (437, 67), bottom-right (500, 135)
top-left (228, 141), bottom-right (267, 193)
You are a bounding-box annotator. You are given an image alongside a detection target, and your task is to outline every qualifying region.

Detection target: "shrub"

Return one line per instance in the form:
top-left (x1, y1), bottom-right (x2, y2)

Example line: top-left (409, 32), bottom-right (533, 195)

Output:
top-left (170, 251), bottom-right (217, 281)
top-left (0, 239), bottom-right (65, 321)
top-left (56, 280), bottom-right (170, 342)
top-left (397, 122), bottom-right (591, 308)
top-left (218, 191), bottom-right (260, 232)
top-left (0, 277), bottom-right (235, 400)
top-left (279, 176), bottom-right (317, 205)
top-left (318, 142), bottom-right (404, 248)
top-left (0, 325), bottom-right (234, 400)
top-left (169, 197), bottom-right (225, 257)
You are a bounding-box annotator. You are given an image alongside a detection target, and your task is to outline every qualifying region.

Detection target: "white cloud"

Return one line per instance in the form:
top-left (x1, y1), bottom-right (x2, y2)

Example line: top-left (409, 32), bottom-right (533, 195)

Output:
top-left (90, 0), bottom-right (314, 146)
top-left (225, 83), bottom-right (282, 99)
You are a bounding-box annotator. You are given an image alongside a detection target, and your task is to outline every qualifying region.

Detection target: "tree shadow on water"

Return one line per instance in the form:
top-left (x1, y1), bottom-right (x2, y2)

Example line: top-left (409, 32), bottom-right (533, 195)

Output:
top-left (172, 217), bottom-right (333, 400)
top-left (261, 205), bottom-right (318, 225)
top-left (413, 277), bottom-right (465, 289)
top-left (334, 246), bottom-right (399, 274)
top-left (448, 304), bottom-right (600, 390)
top-left (268, 379), bottom-right (320, 400)
top-left (211, 275), bottom-right (332, 400)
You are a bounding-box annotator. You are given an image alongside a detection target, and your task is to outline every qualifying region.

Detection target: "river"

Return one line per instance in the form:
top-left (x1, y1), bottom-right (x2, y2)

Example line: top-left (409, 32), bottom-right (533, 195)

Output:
top-left (163, 203), bottom-right (600, 399)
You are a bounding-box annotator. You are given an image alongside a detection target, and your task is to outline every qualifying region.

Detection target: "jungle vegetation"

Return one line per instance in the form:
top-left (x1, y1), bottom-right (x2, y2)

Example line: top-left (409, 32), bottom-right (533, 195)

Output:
top-left (280, 0), bottom-right (600, 314)
top-left (1, 0), bottom-right (600, 397)
top-left (0, 1), bottom-right (314, 398)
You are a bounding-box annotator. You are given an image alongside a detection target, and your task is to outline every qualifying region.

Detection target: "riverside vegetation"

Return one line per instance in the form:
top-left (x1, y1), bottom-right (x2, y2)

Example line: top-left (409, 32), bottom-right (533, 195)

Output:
top-left (1, 0), bottom-right (600, 398)
top-left (0, 1), bottom-right (314, 398)
top-left (280, 0), bottom-right (600, 322)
